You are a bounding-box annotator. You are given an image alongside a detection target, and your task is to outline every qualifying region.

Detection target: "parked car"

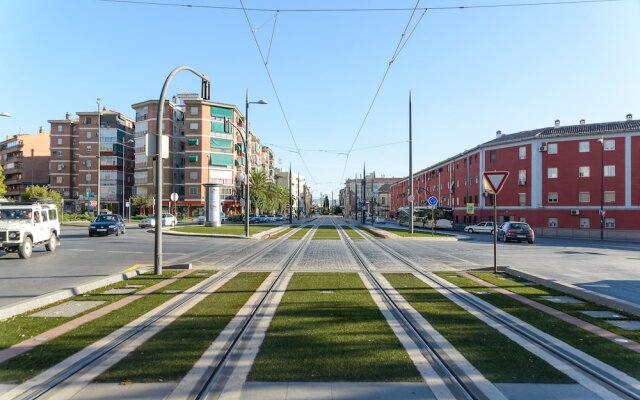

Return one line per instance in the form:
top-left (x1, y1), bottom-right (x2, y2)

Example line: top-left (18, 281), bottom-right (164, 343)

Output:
top-left (497, 221), bottom-right (535, 244)
top-left (374, 216), bottom-right (386, 224)
top-left (265, 215), bottom-right (276, 223)
top-left (464, 221), bottom-right (496, 234)
top-left (138, 213), bottom-right (176, 228)
top-left (89, 214), bottom-right (125, 237)
top-left (275, 214), bottom-right (285, 221)
top-left (197, 212), bottom-right (225, 225)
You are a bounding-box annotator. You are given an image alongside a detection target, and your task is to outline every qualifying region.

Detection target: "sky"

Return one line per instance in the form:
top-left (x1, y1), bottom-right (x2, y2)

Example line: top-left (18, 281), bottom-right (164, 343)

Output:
top-left (1, 0), bottom-right (639, 200)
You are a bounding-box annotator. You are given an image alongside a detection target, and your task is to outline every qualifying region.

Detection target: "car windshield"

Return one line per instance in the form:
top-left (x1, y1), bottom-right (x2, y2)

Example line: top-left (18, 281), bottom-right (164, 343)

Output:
top-left (96, 215), bottom-right (117, 222)
top-left (0, 209), bottom-right (31, 220)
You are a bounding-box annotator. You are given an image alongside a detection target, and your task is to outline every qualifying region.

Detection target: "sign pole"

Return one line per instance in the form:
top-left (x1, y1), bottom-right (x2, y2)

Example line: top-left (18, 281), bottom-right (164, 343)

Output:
top-left (483, 170), bottom-right (509, 274)
top-left (493, 193), bottom-right (498, 273)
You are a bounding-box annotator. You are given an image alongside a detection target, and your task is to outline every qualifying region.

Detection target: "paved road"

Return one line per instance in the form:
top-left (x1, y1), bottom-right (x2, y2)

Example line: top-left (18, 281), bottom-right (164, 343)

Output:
top-left (1, 219), bottom-right (639, 313)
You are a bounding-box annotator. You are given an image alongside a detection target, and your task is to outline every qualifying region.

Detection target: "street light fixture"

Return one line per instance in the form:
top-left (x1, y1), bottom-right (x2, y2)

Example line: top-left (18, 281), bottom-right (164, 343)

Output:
top-left (598, 137), bottom-right (605, 240)
top-left (96, 98), bottom-right (101, 217)
top-left (0, 112), bottom-right (11, 118)
top-left (243, 89), bottom-right (267, 238)
top-left (155, 66), bottom-right (210, 275)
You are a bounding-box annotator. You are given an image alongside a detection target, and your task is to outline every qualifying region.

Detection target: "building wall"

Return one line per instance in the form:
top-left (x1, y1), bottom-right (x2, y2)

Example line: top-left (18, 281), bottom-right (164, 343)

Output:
top-left (1, 131), bottom-right (51, 200)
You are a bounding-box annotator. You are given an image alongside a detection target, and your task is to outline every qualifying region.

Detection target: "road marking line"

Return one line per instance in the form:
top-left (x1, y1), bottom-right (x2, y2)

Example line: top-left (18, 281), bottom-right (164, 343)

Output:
top-left (108, 251), bottom-right (146, 254)
top-left (65, 249), bottom-right (96, 252)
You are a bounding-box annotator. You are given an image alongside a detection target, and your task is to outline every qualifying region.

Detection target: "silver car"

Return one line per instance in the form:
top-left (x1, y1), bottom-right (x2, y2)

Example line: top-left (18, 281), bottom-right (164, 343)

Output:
top-left (138, 213), bottom-right (176, 228)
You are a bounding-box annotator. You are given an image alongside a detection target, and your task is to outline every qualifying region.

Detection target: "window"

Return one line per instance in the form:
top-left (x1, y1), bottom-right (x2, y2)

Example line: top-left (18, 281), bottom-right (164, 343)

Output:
top-left (57, 125), bottom-right (63, 133)
top-left (56, 151), bottom-right (63, 158)
top-left (57, 163), bottom-right (64, 171)
top-left (86, 159), bottom-right (92, 167)
top-left (604, 139), bottom-right (615, 151)
top-left (518, 169), bottom-right (526, 182)
top-left (579, 141), bottom-right (590, 152)
top-left (548, 218), bottom-right (558, 228)
top-left (489, 150), bottom-right (496, 162)
top-left (604, 191), bottom-right (615, 203)
top-left (547, 167), bottom-right (558, 178)
top-left (84, 117), bottom-right (92, 125)
top-left (188, 155), bottom-right (199, 163)
top-left (189, 171), bottom-right (198, 179)
top-left (578, 192), bottom-right (590, 203)
top-left (57, 138), bottom-right (63, 145)
top-left (381, 197), bottom-right (386, 205)
top-left (580, 218), bottom-right (590, 228)
top-left (86, 132), bottom-right (92, 139)
top-left (190, 122), bottom-right (198, 130)
top-left (547, 143), bottom-right (558, 154)
top-left (189, 187), bottom-right (198, 195)
top-left (604, 165), bottom-right (615, 177)
top-left (605, 218), bottom-right (616, 229)
top-left (56, 176), bottom-right (63, 184)
top-left (518, 193), bottom-right (526, 206)
top-left (85, 173), bottom-right (91, 182)
top-left (190, 107), bottom-right (198, 115)
top-left (86, 145), bottom-right (92, 153)
top-left (187, 138), bottom-right (199, 146)
top-left (578, 166), bottom-right (590, 177)
top-left (519, 146), bottom-right (526, 159)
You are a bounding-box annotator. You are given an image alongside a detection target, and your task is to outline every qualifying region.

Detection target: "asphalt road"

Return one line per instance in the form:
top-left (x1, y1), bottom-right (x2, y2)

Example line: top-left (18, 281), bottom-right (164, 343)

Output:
top-left (1, 220), bottom-right (639, 312)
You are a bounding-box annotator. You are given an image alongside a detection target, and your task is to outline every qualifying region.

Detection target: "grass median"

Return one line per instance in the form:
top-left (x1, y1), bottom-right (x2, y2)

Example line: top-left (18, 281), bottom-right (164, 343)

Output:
top-left (0, 270), bottom-right (182, 352)
top-left (96, 272), bottom-right (269, 383)
top-left (288, 226), bottom-right (311, 240)
top-left (380, 227), bottom-right (449, 238)
top-left (0, 270), bottom-right (216, 383)
top-left (248, 272), bottom-right (422, 382)
top-left (268, 227), bottom-right (291, 239)
top-left (385, 273), bottom-right (572, 383)
top-left (461, 271), bottom-right (640, 379)
top-left (174, 225), bottom-right (278, 236)
top-left (341, 226), bottom-right (363, 240)
top-left (311, 225), bottom-right (340, 240)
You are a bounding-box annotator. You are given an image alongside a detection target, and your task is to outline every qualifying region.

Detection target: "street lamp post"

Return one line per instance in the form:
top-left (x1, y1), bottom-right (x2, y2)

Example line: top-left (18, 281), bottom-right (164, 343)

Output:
top-left (96, 98), bottom-right (101, 216)
top-left (243, 89), bottom-right (267, 238)
top-left (154, 66), bottom-right (210, 275)
top-left (599, 138), bottom-right (605, 240)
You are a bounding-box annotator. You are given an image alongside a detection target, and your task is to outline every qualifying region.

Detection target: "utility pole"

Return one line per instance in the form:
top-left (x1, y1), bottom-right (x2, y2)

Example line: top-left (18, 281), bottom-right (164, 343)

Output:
top-left (297, 173), bottom-right (300, 220)
top-left (371, 171), bottom-right (375, 224)
top-left (354, 175), bottom-right (358, 222)
top-left (409, 92), bottom-right (414, 234)
top-left (96, 98), bottom-right (101, 217)
top-left (362, 164), bottom-right (366, 224)
top-left (288, 163), bottom-right (293, 224)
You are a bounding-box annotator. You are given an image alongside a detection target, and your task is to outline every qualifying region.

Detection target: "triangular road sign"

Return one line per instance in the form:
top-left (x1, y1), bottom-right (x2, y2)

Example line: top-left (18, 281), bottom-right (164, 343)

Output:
top-left (483, 171), bottom-right (509, 194)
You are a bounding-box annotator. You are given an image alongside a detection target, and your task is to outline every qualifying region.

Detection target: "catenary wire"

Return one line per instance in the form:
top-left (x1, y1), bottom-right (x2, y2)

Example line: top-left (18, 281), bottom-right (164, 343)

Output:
top-left (266, 10), bottom-right (279, 65)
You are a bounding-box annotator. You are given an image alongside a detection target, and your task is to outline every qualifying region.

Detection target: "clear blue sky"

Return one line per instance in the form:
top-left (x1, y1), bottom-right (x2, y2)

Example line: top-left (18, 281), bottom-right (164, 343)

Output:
top-left (1, 0), bottom-right (639, 199)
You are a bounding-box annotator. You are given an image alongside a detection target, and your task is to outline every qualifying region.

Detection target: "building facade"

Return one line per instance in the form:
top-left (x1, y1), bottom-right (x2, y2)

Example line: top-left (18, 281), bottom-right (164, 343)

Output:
top-left (48, 110), bottom-right (134, 214)
top-left (0, 129), bottom-right (50, 200)
top-left (390, 115), bottom-right (640, 239)
top-left (342, 174), bottom-right (400, 220)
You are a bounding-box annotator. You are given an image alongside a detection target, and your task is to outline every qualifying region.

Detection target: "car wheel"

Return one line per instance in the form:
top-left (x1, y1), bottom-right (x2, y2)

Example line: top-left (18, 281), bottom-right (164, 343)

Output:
top-left (501, 234), bottom-right (508, 243)
top-left (490, 229), bottom-right (494, 235)
top-left (45, 232), bottom-right (58, 252)
top-left (468, 228), bottom-right (474, 233)
top-left (18, 237), bottom-right (33, 259)
top-left (115, 229), bottom-right (120, 237)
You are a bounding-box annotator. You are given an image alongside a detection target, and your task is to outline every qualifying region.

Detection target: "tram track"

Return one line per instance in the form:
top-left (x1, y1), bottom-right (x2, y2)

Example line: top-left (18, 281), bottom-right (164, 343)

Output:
top-left (0, 225), bottom-right (311, 400)
top-left (345, 220), bottom-right (640, 400)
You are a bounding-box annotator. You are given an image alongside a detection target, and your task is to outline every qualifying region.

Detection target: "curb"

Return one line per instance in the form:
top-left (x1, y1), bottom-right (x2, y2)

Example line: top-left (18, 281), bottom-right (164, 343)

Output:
top-left (0, 266), bottom-right (153, 321)
top-left (505, 267), bottom-right (640, 318)
top-left (161, 229), bottom-right (252, 239)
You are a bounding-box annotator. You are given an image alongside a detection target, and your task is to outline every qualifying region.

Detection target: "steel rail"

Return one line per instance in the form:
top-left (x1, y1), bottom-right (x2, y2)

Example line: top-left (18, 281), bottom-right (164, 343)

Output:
top-left (10, 225), bottom-right (308, 400)
top-left (333, 219), bottom-right (486, 400)
top-left (355, 223), bottom-right (640, 400)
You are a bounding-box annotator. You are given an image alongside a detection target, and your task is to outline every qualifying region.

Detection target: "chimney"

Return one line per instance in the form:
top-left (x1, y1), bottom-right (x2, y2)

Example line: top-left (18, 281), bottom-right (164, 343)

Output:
top-left (496, 130), bottom-right (503, 138)
top-left (65, 112), bottom-right (71, 120)
top-left (627, 113), bottom-right (633, 121)
top-left (39, 126), bottom-right (44, 133)
top-left (579, 119), bottom-right (585, 125)
top-left (554, 119), bottom-right (560, 128)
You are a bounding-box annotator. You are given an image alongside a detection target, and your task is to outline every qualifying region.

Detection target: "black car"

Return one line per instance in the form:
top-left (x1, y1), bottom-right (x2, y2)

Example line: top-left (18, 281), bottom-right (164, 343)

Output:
top-left (89, 214), bottom-right (126, 237)
top-left (497, 221), bottom-right (535, 244)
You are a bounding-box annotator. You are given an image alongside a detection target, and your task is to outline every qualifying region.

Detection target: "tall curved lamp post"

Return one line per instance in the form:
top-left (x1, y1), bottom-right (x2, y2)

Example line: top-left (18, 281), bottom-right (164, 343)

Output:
top-left (96, 98), bottom-right (101, 216)
top-left (155, 66), bottom-right (210, 274)
top-left (243, 90), bottom-right (267, 238)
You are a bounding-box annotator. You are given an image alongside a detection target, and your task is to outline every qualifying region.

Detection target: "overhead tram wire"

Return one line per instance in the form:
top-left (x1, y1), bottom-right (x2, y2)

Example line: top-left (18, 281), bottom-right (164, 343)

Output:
top-left (238, 0), bottom-right (318, 187)
top-left (97, 0), bottom-right (627, 13)
top-left (338, 1), bottom-right (426, 186)
top-left (264, 140), bottom-right (409, 155)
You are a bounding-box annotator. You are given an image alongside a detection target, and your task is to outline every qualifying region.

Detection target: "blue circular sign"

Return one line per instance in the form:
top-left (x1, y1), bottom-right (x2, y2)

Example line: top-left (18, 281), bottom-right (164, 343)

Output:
top-left (428, 196), bottom-right (438, 206)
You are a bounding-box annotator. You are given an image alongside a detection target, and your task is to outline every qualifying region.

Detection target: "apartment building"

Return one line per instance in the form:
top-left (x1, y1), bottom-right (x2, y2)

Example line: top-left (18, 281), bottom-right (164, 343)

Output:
top-left (48, 110), bottom-right (135, 214)
top-left (390, 114), bottom-right (640, 239)
top-left (341, 174), bottom-right (400, 220)
top-left (0, 129), bottom-right (50, 200)
top-left (273, 168), bottom-right (306, 217)
top-left (132, 94), bottom-right (276, 217)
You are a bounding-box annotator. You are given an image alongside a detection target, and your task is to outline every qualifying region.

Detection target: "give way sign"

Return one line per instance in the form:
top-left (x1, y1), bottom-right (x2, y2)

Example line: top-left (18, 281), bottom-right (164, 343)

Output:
top-left (483, 171), bottom-right (509, 194)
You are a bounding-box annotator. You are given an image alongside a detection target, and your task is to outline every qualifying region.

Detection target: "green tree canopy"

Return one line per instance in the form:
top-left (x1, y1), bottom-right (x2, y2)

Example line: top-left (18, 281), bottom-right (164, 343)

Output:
top-left (0, 165), bottom-right (6, 198)
top-left (21, 186), bottom-right (63, 214)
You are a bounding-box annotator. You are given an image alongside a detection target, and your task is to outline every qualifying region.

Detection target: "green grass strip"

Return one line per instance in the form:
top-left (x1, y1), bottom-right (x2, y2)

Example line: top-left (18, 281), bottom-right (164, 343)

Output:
top-left (464, 272), bottom-right (640, 379)
top-left (268, 227), bottom-right (291, 240)
top-left (341, 226), bottom-right (363, 240)
top-left (0, 270), bottom-right (181, 352)
top-left (288, 226), bottom-right (311, 240)
top-left (174, 225), bottom-right (278, 236)
top-left (248, 272), bottom-right (422, 382)
top-left (385, 273), bottom-right (572, 383)
top-left (0, 271), bottom-right (216, 383)
top-left (380, 227), bottom-right (449, 237)
top-left (311, 226), bottom-right (340, 240)
top-left (96, 272), bottom-right (269, 383)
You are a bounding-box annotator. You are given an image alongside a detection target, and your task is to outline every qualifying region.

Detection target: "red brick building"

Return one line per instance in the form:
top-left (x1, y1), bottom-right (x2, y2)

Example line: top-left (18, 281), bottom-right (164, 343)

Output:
top-left (390, 115), bottom-right (640, 239)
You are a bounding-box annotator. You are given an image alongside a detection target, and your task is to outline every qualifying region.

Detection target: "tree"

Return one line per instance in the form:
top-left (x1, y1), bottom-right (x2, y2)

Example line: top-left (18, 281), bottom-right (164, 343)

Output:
top-left (131, 195), bottom-right (153, 215)
top-left (323, 195), bottom-right (329, 212)
top-left (21, 186), bottom-right (63, 215)
top-left (249, 170), bottom-right (270, 214)
top-left (0, 165), bottom-right (6, 199)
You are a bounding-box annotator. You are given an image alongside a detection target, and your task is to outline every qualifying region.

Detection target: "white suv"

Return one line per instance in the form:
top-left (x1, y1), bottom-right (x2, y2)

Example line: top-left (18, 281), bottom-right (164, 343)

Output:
top-left (0, 200), bottom-right (60, 259)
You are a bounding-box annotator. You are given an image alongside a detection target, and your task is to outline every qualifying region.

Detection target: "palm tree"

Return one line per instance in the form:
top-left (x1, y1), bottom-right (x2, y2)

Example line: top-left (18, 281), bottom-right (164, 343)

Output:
top-left (249, 170), bottom-right (270, 214)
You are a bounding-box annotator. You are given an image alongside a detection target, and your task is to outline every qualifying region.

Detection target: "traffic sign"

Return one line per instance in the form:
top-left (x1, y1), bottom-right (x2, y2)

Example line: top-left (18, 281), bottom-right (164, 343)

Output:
top-left (466, 203), bottom-right (475, 215)
top-left (170, 192), bottom-right (179, 202)
top-left (427, 196), bottom-right (438, 207)
top-left (407, 195), bottom-right (414, 202)
top-left (483, 171), bottom-right (509, 194)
